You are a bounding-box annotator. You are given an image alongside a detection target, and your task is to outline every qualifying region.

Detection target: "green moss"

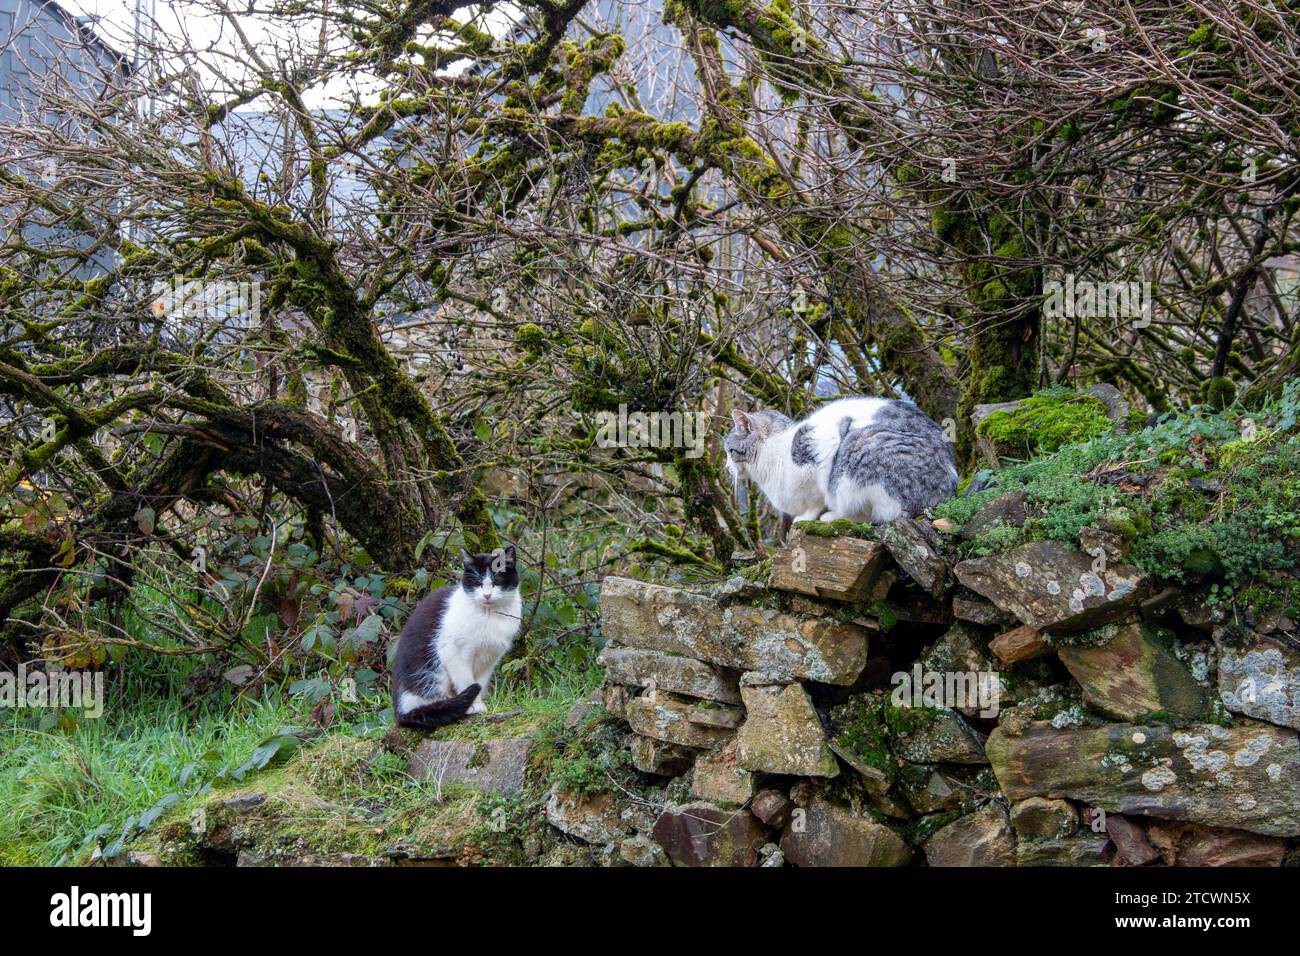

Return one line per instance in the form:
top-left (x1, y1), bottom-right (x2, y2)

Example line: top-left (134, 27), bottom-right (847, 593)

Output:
top-left (793, 517), bottom-right (876, 539)
top-left (515, 323), bottom-right (548, 353)
top-left (904, 809), bottom-right (965, 844)
top-left (528, 711), bottom-right (635, 797)
top-left (828, 692), bottom-right (895, 774)
top-left (738, 556), bottom-right (773, 584)
top-left (939, 387), bottom-right (1300, 617)
top-left (1201, 376), bottom-right (1237, 410)
top-left (1216, 429), bottom-right (1276, 469)
top-left (133, 736), bottom-right (496, 865)
top-left (828, 691), bottom-right (940, 776)
top-left (977, 389), bottom-right (1115, 457)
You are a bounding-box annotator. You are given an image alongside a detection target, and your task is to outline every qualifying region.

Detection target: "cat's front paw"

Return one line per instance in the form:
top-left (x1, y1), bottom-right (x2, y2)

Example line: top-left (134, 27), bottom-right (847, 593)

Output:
top-left (467, 698), bottom-right (487, 715)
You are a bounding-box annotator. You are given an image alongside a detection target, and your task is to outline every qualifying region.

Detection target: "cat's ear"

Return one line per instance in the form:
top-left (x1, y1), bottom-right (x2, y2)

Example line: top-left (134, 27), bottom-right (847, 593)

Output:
top-left (503, 545), bottom-right (516, 565)
top-left (731, 409), bottom-right (752, 431)
top-left (461, 548), bottom-right (474, 566)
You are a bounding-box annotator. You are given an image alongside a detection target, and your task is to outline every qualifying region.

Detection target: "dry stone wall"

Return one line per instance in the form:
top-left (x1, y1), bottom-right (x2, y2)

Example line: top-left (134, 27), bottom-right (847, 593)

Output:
top-left (589, 515), bottom-right (1299, 867)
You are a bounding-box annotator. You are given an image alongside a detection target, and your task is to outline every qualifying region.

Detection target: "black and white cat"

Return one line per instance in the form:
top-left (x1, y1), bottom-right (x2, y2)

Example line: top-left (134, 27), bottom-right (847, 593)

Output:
top-left (390, 547), bottom-right (522, 729)
top-left (725, 396), bottom-right (957, 523)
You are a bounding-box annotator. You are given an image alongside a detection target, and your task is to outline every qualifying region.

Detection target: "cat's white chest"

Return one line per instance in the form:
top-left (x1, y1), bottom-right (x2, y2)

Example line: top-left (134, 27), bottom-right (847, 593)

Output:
top-left (439, 591), bottom-right (521, 657)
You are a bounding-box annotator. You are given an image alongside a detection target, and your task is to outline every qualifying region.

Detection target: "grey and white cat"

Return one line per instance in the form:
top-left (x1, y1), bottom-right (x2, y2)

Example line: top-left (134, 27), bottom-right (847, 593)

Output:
top-left (390, 547), bottom-right (522, 729)
top-left (725, 396), bottom-right (957, 523)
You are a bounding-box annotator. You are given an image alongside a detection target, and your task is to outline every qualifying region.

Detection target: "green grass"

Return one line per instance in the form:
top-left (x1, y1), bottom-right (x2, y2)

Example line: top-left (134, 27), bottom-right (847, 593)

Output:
top-left (0, 689), bottom-right (297, 865)
top-left (0, 654), bottom-right (601, 866)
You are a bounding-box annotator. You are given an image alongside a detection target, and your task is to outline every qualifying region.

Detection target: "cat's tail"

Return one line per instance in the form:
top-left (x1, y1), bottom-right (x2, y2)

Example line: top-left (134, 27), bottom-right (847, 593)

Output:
top-left (396, 684), bottom-right (481, 730)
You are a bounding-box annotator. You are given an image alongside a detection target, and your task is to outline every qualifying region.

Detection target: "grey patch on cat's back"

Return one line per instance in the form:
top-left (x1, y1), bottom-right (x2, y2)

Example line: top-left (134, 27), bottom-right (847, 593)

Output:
top-left (827, 401), bottom-right (957, 515)
top-left (874, 400), bottom-right (940, 433)
top-left (791, 424), bottom-right (817, 465)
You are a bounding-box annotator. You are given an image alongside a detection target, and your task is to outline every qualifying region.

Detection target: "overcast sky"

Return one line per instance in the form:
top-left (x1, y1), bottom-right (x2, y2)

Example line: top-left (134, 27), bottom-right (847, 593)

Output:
top-left (53, 0), bottom-right (513, 108)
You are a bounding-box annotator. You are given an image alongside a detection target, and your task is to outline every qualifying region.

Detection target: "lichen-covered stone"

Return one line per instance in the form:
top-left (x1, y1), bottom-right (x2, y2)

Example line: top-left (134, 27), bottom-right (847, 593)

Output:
top-left (600, 576), bottom-right (869, 684)
top-left (891, 708), bottom-right (989, 765)
top-left (920, 620), bottom-right (995, 676)
top-left (544, 787), bottom-right (631, 845)
top-left (1079, 525), bottom-right (1129, 564)
top-left (1015, 834), bottom-right (1113, 866)
top-left (954, 540), bottom-right (1151, 633)
top-left (625, 690), bottom-right (741, 749)
top-left (758, 843), bottom-right (785, 867)
top-left (598, 644), bottom-right (742, 704)
top-left (923, 804), bottom-right (1017, 867)
top-left (779, 783), bottom-right (912, 867)
top-left (617, 835), bottom-right (670, 867)
top-left (407, 736), bottom-right (533, 795)
top-left (768, 529), bottom-right (892, 602)
top-left (1056, 620), bottom-right (1209, 721)
top-left (1219, 635), bottom-right (1300, 731)
top-left (691, 737), bottom-right (755, 806)
top-left (650, 801), bottom-right (768, 867)
top-left (986, 719), bottom-right (1300, 837)
top-left (875, 518), bottom-right (948, 598)
top-left (737, 681), bottom-right (839, 777)
top-left (1010, 797), bottom-right (1078, 839)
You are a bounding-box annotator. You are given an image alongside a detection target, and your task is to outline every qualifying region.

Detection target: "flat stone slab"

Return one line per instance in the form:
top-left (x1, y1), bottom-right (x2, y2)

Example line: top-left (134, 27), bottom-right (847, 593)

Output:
top-left (990, 624), bottom-right (1049, 665)
top-left (1015, 834), bottom-right (1112, 866)
top-left (625, 690), bottom-right (742, 749)
top-left (779, 782), bottom-right (912, 867)
top-left (1165, 823), bottom-right (1285, 867)
top-left (600, 576), bottom-right (868, 684)
top-left (406, 736), bottom-right (533, 795)
top-left (737, 681), bottom-right (838, 777)
top-left (986, 719), bottom-right (1300, 837)
top-left (545, 787), bottom-right (631, 845)
top-left (1057, 620), bottom-right (1208, 721)
top-left (598, 644), bottom-right (741, 704)
top-left (955, 540), bottom-right (1151, 633)
top-left (768, 529), bottom-right (892, 602)
top-left (923, 804), bottom-right (1017, 867)
top-left (952, 592), bottom-right (1017, 627)
top-left (875, 518), bottom-right (948, 598)
top-left (651, 801), bottom-right (767, 867)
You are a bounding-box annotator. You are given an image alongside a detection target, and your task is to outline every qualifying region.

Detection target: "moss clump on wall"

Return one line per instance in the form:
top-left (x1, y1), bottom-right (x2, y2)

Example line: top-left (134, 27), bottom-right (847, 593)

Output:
top-left (793, 517), bottom-right (877, 539)
top-left (977, 389), bottom-right (1115, 457)
top-left (829, 691), bottom-right (939, 775)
